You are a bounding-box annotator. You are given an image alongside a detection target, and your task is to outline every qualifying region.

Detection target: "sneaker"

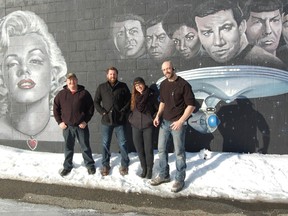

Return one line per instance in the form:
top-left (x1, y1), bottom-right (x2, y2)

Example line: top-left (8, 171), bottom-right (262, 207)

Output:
top-left (87, 166), bottom-right (96, 175)
top-left (150, 176), bottom-right (170, 186)
top-left (119, 166), bottom-right (128, 176)
top-left (171, 181), bottom-right (185, 193)
top-left (100, 165), bottom-right (111, 176)
top-left (60, 169), bottom-right (71, 177)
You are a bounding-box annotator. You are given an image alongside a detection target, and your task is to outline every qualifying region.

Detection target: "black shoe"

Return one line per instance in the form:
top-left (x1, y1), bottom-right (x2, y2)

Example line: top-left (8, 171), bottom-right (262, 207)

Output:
top-left (87, 166), bottom-right (96, 175)
top-left (60, 169), bottom-right (71, 177)
top-left (146, 168), bottom-right (152, 179)
top-left (140, 168), bottom-right (147, 178)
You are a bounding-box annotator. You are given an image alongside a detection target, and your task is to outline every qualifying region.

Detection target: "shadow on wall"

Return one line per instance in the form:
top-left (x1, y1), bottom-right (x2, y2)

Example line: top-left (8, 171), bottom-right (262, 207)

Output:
top-left (217, 98), bottom-right (270, 154)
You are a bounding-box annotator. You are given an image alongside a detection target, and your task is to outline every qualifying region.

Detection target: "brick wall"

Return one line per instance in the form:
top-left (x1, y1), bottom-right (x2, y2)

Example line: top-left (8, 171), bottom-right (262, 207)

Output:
top-left (1, 0), bottom-right (288, 154)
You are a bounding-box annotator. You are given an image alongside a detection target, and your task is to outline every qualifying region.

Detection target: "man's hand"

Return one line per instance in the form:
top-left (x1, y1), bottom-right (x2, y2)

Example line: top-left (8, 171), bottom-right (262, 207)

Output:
top-left (79, 121), bottom-right (87, 129)
top-left (170, 120), bottom-right (184, 130)
top-left (59, 122), bottom-right (67, 129)
top-left (153, 116), bottom-right (160, 127)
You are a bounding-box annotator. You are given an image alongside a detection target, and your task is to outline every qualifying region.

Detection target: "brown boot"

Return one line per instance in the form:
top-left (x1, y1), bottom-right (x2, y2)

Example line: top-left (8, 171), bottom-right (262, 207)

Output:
top-left (100, 165), bottom-right (111, 176)
top-left (119, 166), bottom-right (128, 176)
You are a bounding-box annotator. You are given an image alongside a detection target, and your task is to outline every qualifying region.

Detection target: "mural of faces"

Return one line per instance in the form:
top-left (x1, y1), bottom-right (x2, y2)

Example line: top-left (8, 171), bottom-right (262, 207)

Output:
top-left (107, 1), bottom-right (287, 69)
top-left (246, 9), bottom-right (282, 55)
top-left (3, 33), bottom-right (53, 104)
top-left (172, 25), bottom-right (201, 60)
top-left (146, 22), bottom-right (175, 62)
top-left (112, 19), bottom-right (146, 59)
top-left (195, 9), bottom-right (244, 63)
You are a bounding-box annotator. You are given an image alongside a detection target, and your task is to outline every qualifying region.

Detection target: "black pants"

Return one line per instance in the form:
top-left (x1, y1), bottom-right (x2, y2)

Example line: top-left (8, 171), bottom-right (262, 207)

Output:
top-left (132, 126), bottom-right (154, 169)
top-left (63, 125), bottom-right (95, 170)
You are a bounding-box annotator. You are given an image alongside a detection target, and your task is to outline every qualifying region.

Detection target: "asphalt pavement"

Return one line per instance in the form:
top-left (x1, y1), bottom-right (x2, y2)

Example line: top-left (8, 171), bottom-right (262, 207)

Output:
top-left (0, 179), bottom-right (288, 216)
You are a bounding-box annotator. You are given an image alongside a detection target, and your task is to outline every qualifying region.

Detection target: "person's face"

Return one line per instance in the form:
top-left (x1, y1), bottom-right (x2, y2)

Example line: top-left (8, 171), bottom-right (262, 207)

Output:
top-left (195, 9), bottom-right (244, 63)
top-left (135, 83), bottom-right (145, 94)
top-left (112, 20), bottom-right (145, 58)
top-left (66, 77), bottom-right (78, 91)
top-left (106, 69), bottom-right (118, 84)
top-left (172, 25), bottom-right (201, 60)
top-left (3, 33), bottom-right (53, 103)
top-left (161, 61), bottom-right (175, 79)
top-left (246, 10), bottom-right (282, 55)
top-left (146, 22), bottom-right (175, 61)
top-left (282, 13), bottom-right (288, 44)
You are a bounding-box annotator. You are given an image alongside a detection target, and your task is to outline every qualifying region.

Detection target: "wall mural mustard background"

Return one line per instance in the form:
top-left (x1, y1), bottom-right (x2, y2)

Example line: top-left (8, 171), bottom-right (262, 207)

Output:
top-left (0, 0), bottom-right (287, 154)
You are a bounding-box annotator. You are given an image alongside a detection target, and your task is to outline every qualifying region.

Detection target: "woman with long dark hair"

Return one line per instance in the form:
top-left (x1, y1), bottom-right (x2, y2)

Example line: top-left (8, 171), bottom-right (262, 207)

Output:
top-left (129, 77), bottom-right (159, 179)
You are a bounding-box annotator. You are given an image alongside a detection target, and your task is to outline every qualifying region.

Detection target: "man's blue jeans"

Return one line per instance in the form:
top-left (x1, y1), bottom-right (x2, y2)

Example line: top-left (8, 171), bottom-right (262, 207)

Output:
top-left (101, 124), bottom-right (130, 168)
top-left (157, 119), bottom-right (187, 182)
top-left (63, 125), bottom-right (95, 170)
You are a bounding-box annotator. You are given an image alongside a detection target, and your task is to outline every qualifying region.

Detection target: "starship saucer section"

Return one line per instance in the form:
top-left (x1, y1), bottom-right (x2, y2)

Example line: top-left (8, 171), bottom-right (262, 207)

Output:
top-left (156, 65), bottom-right (288, 103)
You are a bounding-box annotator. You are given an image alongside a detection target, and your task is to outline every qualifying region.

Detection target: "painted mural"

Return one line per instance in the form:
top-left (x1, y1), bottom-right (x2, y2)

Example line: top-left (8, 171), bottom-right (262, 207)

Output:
top-left (0, 11), bottom-right (67, 150)
top-left (0, 0), bottom-right (288, 154)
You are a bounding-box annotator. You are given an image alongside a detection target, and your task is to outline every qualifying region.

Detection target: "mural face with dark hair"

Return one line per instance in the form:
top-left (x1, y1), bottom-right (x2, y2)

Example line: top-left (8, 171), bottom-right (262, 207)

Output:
top-left (162, 5), bottom-right (202, 61)
top-left (146, 16), bottom-right (176, 63)
top-left (111, 14), bottom-right (146, 59)
top-left (195, 9), bottom-right (244, 63)
top-left (245, 0), bottom-right (283, 56)
top-left (172, 26), bottom-right (200, 60)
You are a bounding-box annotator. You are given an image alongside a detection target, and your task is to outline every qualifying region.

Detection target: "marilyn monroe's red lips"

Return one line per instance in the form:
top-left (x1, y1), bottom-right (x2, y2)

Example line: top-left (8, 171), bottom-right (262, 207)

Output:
top-left (17, 79), bottom-right (36, 89)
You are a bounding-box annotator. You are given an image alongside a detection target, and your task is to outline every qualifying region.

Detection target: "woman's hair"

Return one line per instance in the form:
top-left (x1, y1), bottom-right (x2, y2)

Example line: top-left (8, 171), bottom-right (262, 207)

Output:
top-left (130, 84), bottom-right (140, 111)
top-left (130, 78), bottom-right (145, 111)
top-left (0, 10), bottom-right (67, 116)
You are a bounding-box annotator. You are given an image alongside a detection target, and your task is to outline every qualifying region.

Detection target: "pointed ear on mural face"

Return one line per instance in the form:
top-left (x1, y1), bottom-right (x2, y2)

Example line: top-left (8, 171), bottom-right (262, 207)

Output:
top-left (238, 19), bottom-right (247, 36)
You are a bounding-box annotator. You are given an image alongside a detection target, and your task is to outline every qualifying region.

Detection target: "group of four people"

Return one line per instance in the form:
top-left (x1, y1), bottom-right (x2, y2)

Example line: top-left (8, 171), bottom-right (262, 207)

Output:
top-left (53, 60), bottom-right (196, 193)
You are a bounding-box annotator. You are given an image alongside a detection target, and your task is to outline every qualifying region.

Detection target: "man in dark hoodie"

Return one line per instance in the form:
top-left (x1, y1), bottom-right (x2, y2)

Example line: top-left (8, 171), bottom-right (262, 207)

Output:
top-left (94, 66), bottom-right (131, 176)
top-left (53, 73), bottom-right (95, 177)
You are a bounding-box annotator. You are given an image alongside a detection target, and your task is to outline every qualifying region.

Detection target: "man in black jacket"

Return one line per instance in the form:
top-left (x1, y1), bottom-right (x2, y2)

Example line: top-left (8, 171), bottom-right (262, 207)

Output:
top-left (53, 73), bottom-right (95, 177)
top-left (94, 67), bottom-right (131, 176)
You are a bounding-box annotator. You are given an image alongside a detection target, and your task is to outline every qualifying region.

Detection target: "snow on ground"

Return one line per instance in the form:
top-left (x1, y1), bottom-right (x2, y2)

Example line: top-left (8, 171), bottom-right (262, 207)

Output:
top-left (0, 145), bottom-right (287, 203)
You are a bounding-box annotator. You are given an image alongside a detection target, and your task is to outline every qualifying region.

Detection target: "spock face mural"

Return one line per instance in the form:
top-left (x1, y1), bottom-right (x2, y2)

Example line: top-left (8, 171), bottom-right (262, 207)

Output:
top-left (244, 0), bottom-right (283, 56)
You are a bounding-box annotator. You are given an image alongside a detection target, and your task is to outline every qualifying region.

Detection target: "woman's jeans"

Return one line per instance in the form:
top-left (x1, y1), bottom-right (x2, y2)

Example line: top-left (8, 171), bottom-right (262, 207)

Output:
top-left (101, 124), bottom-right (130, 168)
top-left (157, 119), bottom-right (187, 182)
